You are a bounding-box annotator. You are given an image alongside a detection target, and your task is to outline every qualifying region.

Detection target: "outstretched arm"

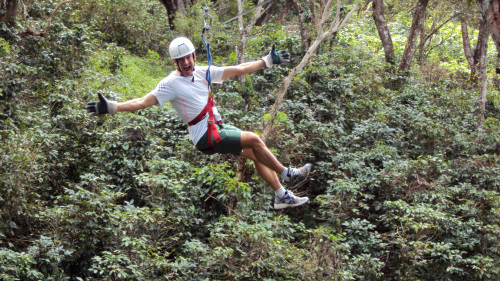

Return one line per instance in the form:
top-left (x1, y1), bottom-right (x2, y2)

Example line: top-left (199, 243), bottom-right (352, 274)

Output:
top-left (221, 44), bottom-right (290, 80)
top-left (116, 93), bottom-right (158, 112)
top-left (87, 93), bottom-right (158, 116)
top-left (221, 60), bottom-right (266, 80)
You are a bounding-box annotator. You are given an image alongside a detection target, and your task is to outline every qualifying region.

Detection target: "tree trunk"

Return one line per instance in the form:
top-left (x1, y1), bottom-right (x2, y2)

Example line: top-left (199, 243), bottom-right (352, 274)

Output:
top-left (486, 0), bottom-right (500, 51)
top-left (0, 0), bottom-right (18, 28)
top-left (277, 0), bottom-right (292, 24)
top-left (236, 0), bottom-right (265, 82)
top-left (290, 0), bottom-right (310, 49)
top-left (398, 0), bottom-right (429, 72)
top-left (477, 0), bottom-right (491, 136)
top-left (474, 18), bottom-right (489, 67)
top-left (461, 14), bottom-right (475, 67)
top-left (308, 0), bottom-right (318, 31)
top-left (372, 0), bottom-right (395, 64)
top-left (461, 11), bottom-right (489, 85)
top-left (236, 0), bottom-right (245, 66)
top-left (417, 12), bottom-right (429, 65)
top-left (158, 0), bottom-right (189, 30)
top-left (477, 43), bottom-right (488, 136)
top-left (255, 0), bottom-right (279, 26)
top-left (485, 0), bottom-right (500, 87)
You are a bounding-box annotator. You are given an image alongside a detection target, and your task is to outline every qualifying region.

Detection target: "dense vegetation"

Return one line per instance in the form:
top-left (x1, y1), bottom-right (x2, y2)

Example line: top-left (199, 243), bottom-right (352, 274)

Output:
top-left (1, 0), bottom-right (499, 280)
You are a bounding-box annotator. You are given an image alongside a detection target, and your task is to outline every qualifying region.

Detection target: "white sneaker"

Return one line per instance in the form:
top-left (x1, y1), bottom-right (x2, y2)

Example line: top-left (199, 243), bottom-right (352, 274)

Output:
top-left (273, 190), bottom-right (309, 209)
top-left (282, 164), bottom-right (311, 188)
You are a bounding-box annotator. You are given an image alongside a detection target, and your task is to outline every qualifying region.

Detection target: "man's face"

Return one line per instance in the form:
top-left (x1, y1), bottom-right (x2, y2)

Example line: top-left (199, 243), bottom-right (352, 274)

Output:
top-left (174, 53), bottom-right (196, 76)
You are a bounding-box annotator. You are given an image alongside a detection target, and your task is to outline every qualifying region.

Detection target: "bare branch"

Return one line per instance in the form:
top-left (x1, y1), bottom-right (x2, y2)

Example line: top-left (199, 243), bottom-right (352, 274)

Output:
top-left (261, 2), bottom-right (359, 142)
top-left (327, 0), bottom-right (358, 38)
top-left (320, 0), bottom-right (334, 27)
top-left (425, 12), bottom-right (459, 42)
top-left (246, 0), bottom-right (266, 33)
top-left (19, 0), bottom-right (74, 37)
top-left (43, 0), bottom-right (74, 35)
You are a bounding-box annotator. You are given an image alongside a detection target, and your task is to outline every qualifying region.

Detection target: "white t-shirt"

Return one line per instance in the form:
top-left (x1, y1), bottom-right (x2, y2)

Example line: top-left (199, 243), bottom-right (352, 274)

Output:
top-left (150, 65), bottom-right (225, 145)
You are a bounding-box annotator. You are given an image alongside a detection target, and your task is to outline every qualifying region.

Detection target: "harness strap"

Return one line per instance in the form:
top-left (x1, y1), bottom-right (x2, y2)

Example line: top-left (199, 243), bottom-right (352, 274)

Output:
top-left (197, 6), bottom-right (220, 153)
top-left (188, 92), bottom-right (223, 153)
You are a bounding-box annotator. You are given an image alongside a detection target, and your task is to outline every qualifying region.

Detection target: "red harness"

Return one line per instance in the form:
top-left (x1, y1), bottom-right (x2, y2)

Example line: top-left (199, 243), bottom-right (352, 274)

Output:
top-left (188, 91), bottom-right (223, 153)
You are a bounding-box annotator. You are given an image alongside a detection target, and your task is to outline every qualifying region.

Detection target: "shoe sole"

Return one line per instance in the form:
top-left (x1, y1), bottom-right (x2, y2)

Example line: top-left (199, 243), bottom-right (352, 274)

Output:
top-left (274, 197), bottom-right (309, 209)
top-left (285, 164), bottom-right (311, 189)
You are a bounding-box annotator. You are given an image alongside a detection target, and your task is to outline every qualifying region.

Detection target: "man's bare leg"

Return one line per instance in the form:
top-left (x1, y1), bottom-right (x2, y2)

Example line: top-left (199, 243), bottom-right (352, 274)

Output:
top-left (240, 131), bottom-right (311, 190)
top-left (240, 148), bottom-right (281, 191)
top-left (239, 132), bottom-right (310, 209)
top-left (240, 131), bottom-right (285, 175)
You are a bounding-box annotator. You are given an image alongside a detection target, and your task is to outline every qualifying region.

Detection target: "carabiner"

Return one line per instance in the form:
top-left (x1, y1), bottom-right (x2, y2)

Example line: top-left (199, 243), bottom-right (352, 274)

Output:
top-left (202, 6), bottom-right (212, 35)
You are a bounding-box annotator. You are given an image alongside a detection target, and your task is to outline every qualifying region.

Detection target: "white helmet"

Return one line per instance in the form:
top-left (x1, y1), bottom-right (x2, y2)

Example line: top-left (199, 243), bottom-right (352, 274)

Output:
top-left (169, 37), bottom-right (195, 59)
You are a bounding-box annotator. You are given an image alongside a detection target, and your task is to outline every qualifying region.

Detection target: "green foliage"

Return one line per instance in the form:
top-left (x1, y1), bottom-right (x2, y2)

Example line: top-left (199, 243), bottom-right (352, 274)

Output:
top-left (77, 0), bottom-right (174, 57)
top-left (83, 46), bottom-right (173, 101)
top-left (0, 38), bottom-right (10, 56)
top-left (168, 214), bottom-right (308, 280)
top-left (0, 248), bottom-right (44, 281)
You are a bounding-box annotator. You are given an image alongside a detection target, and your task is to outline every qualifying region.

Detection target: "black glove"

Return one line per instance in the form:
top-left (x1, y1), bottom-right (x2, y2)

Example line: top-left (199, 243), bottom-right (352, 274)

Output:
top-left (86, 93), bottom-right (118, 116)
top-left (262, 43), bottom-right (290, 68)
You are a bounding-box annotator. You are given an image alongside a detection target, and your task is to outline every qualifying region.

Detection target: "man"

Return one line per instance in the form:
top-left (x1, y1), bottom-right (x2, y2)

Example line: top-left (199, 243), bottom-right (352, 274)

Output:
top-left (87, 37), bottom-right (311, 209)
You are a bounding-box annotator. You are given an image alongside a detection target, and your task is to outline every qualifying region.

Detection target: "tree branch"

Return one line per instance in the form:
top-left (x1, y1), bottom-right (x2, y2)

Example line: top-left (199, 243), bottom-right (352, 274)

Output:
top-left (18, 0), bottom-right (74, 37)
top-left (261, 2), bottom-right (358, 142)
top-left (320, 0), bottom-right (334, 27)
top-left (425, 12), bottom-right (459, 42)
top-left (43, 0), bottom-right (74, 35)
top-left (461, 13), bottom-right (474, 67)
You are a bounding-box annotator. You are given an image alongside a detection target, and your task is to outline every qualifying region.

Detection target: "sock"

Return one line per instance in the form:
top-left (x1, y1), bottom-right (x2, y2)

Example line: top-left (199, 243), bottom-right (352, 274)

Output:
top-left (281, 167), bottom-right (291, 180)
top-left (274, 187), bottom-right (286, 198)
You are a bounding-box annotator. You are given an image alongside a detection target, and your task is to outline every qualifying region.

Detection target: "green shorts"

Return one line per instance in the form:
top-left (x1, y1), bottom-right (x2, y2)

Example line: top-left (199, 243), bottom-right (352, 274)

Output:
top-left (195, 123), bottom-right (242, 155)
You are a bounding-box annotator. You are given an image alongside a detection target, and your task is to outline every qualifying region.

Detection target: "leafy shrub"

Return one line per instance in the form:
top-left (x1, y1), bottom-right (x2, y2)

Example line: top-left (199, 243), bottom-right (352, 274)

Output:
top-left (0, 38), bottom-right (10, 56)
top-left (78, 0), bottom-right (173, 57)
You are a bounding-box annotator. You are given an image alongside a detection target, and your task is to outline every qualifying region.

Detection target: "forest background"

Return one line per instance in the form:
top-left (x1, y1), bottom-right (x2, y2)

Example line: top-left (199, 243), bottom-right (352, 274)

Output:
top-left (0, 0), bottom-right (499, 280)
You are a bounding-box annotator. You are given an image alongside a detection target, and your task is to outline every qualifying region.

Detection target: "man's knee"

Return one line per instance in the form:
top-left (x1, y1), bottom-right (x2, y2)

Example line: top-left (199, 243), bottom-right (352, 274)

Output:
top-left (241, 131), bottom-right (264, 148)
top-left (241, 148), bottom-right (257, 161)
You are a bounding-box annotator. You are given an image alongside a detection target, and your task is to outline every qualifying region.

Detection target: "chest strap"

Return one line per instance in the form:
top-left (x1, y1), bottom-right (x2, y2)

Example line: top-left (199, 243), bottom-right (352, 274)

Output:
top-left (188, 92), bottom-right (223, 153)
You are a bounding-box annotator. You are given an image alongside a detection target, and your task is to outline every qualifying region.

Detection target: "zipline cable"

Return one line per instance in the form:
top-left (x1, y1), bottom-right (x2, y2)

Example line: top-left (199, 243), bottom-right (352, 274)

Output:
top-left (201, 5), bottom-right (212, 91)
top-left (197, 5), bottom-right (223, 153)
